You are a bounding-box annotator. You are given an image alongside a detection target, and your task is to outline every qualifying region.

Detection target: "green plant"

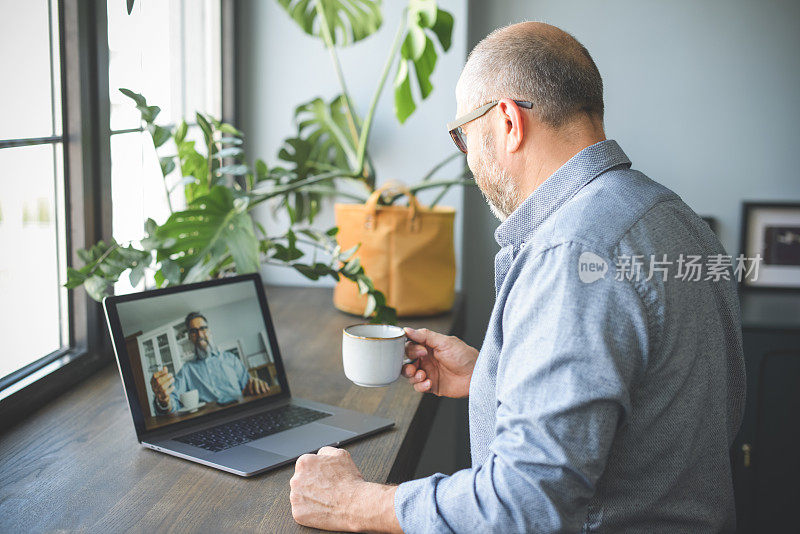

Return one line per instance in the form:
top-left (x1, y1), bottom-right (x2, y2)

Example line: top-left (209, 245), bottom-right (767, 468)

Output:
top-left (65, 90), bottom-right (398, 324)
top-left (273, 0), bottom-right (473, 222)
top-left (66, 0), bottom-right (472, 324)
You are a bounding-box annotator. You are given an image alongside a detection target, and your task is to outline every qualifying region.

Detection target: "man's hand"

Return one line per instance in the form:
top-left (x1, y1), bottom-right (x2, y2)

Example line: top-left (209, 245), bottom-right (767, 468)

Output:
top-left (290, 447), bottom-right (401, 533)
top-left (243, 376), bottom-right (270, 396)
top-left (150, 367), bottom-right (174, 410)
top-left (402, 327), bottom-right (478, 398)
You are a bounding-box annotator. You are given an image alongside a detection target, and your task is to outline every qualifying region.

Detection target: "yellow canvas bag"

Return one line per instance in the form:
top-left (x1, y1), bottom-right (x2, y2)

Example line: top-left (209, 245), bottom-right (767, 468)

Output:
top-left (333, 182), bottom-right (456, 317)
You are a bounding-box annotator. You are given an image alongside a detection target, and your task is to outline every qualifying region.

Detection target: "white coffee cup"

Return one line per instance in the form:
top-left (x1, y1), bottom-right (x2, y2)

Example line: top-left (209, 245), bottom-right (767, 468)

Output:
top-left (180, 389), bottom-right (199, 411)
top-left (342, 324), bottom-right (414, 387)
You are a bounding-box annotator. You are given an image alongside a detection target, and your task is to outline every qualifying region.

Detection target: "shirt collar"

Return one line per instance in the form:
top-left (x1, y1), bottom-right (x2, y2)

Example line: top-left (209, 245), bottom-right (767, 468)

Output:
top-left (494, 139), bottom-right (631, 247)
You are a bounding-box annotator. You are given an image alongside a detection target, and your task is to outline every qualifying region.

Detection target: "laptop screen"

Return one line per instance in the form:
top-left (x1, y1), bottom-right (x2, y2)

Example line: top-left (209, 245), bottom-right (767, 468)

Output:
top-left (112, 277), bottom-right (285, 432)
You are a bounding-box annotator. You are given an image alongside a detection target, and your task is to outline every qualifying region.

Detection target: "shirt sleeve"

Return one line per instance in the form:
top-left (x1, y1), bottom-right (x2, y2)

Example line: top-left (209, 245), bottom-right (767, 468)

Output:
top-left (394, 242), bottom-right (650, 533)
top-left (229, 352), bottom-right (250, 390)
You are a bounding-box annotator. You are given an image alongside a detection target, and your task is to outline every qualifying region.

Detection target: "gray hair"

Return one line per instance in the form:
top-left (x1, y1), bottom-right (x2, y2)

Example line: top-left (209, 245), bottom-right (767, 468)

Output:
top-left (457, 22), bottom-right (604, 128)
top-left (184, 311), bottom-right (207, 330)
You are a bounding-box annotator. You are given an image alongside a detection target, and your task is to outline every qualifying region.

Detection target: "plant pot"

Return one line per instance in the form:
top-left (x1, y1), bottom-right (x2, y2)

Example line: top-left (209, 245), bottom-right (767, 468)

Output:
top-left (332, 183), bottom-right (456, 317)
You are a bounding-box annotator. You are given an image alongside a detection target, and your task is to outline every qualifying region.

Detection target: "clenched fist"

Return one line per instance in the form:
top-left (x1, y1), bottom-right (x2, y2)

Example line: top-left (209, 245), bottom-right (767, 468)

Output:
top-left (151, 366), bottom-right (174, 409)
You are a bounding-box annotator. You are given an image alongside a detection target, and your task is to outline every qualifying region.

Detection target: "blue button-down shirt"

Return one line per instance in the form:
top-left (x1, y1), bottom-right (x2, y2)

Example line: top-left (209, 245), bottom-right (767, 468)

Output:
top-left (155, 349), bottom-right (250, 413)
top-left (394, 140), bottom-right (745, 533)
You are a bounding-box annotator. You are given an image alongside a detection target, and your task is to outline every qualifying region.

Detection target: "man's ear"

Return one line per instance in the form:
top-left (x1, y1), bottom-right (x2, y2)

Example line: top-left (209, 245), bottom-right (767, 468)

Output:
top-left (497, 99), bottom-right (525, 153)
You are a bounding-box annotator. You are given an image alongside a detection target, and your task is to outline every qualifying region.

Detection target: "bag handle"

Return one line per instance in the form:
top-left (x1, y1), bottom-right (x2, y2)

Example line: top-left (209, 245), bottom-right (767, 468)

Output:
top-left (364, 180), bottom-right (421, 231)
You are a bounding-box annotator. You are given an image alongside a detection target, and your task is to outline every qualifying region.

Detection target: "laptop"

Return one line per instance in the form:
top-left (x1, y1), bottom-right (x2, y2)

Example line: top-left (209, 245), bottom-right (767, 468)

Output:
top-left (103, 273), bottom-right (393, 476)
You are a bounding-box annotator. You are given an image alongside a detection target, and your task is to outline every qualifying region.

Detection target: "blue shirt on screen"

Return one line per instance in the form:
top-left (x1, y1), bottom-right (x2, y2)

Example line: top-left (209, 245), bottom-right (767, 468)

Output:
top-left (155, 349), bottom-right (250, 413)
top-left (393, 140), bottom-right (746, 533)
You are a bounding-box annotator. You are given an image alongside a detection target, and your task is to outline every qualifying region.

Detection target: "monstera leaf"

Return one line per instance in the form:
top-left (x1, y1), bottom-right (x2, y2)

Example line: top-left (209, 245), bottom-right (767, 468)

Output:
top-left (394, 0), bottom-right (453, 123)
top-left (276, 95), bottom-right (366, 223)
top-left (276, 0), bottom-right (382, 46)
top-left (153, 186), bottom-right (260, 283)
top-left (280, 95), bottom-right (359, 176)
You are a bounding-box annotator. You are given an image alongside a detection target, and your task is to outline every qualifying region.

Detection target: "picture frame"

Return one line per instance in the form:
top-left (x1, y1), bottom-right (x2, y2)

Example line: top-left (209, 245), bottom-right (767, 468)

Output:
top-left (740, 202), bottom-right (800, 291)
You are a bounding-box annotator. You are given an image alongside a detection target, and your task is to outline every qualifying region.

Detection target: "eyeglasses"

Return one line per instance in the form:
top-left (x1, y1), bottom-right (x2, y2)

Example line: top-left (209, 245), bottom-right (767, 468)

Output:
top-left (188, 325), bottom-right (208, 336)
top-left (447, 100), bottom-right (533, 154)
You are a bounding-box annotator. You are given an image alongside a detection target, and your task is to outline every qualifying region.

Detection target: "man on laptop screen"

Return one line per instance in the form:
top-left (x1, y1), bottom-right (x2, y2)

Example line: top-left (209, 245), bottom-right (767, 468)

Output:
top-left (116, 280), bottom-right (284, 430)
top-left (151, 311), bottom-right (272, 414)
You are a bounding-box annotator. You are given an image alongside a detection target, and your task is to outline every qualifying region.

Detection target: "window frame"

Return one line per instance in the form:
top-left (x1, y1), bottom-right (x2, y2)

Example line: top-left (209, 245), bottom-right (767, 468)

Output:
top-left (0, 0), bottom-right (236, 430)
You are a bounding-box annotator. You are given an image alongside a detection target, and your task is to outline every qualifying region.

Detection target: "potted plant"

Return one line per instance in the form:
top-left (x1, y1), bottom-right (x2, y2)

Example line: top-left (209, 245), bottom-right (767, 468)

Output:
top-left (272, 0), bottom-right (472, 316)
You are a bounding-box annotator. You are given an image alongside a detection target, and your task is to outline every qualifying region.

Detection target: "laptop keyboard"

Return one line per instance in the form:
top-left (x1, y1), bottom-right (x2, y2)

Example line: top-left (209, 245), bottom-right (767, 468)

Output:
top-left (175, 404), bottom-right (330, 453)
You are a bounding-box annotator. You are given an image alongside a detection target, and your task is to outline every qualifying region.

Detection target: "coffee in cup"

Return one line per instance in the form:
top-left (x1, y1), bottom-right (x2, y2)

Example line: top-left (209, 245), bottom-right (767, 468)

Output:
top-left (342, 324), bottom-right (414, 387)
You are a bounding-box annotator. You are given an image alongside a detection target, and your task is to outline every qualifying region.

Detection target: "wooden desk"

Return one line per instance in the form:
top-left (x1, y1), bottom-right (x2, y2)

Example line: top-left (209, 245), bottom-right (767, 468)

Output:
top-left (0, 286), bottom-right (464, 533)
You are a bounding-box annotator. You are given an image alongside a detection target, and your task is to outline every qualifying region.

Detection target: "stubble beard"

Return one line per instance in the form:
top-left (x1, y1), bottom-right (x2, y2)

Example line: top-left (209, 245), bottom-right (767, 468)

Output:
top-left (472, 131), bottom-right (523, 222)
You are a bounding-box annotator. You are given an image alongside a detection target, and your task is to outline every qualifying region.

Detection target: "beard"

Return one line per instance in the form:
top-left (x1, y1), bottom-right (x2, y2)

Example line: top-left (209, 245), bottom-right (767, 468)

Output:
top-left (470, 130), bottom-right (523, 222)
top-left (195, 339), bottom-right (218, 360)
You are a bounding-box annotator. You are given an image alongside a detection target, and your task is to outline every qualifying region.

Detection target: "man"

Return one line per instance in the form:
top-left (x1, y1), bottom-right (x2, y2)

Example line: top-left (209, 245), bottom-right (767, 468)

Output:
top-left (150, 312), bottom-right (271, 413)
top-left (289, 22), bottom-right (745, 533)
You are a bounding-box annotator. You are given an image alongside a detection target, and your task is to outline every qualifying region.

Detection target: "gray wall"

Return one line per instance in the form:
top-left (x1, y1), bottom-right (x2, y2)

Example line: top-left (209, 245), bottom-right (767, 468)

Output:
top-left (236, 0), bottom-right (468, 289)
top-left (462, 0), bottom-right (800, 347)
top-left (208, 300), bottom-right (272, 364)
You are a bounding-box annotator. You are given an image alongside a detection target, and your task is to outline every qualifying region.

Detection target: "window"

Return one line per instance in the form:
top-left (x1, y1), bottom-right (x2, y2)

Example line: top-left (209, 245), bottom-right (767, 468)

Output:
top-left (0, 0), bottom-right (68, 381)
top-left (0, 0), bottom-right (232, 426)
top-left (107, 0), bottom-right (221, 294)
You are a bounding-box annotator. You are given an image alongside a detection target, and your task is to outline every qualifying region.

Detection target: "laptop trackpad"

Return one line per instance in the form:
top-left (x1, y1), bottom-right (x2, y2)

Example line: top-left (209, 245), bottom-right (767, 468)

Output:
top-left (247, 422), bottom-right (357, 457)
